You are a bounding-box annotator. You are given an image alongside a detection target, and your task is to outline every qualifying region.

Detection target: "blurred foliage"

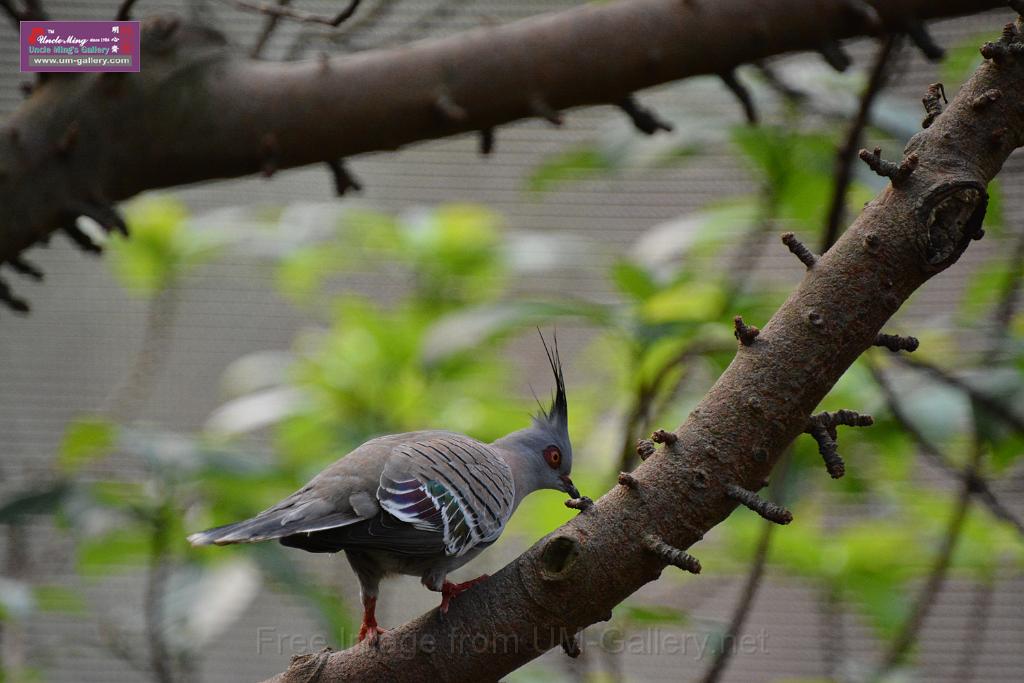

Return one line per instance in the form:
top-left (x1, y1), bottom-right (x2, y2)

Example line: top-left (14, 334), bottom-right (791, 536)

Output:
top-left (2, 36), bottom-right (1023, 683)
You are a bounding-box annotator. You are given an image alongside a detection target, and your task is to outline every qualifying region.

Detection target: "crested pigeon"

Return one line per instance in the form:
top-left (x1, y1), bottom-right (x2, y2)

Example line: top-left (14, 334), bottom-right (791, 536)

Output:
top-left (188, 336), bottom-right (580, 644)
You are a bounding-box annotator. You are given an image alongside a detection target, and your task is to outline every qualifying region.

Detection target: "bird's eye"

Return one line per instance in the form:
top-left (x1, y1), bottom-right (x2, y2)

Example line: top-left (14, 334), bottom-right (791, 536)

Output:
top-left (543, 445), bottom-right (561, 469)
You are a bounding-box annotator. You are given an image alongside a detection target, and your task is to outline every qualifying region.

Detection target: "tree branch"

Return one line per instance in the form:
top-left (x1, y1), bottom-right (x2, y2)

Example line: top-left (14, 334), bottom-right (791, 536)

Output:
top-left (877, 439), bottom-right (981, 673)
top-left (821, 35), bottom-right (901, 251)
top-left (260, 16), bottom-right (1024, 681)
top-left (0, 0), bottom-right (1002, 270)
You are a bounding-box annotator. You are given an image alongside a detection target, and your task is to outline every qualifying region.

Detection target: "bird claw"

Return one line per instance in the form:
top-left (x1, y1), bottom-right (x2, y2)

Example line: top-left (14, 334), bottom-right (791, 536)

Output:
top-left (439, 574), bottom-right (490, 614)
top-left (358, 623), bottom-right (386, 646)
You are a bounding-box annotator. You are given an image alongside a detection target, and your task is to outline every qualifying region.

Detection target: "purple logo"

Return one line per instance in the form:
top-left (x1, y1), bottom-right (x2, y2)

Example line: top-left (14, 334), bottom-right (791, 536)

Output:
top-left (20, 21), bottom-right (140, 72)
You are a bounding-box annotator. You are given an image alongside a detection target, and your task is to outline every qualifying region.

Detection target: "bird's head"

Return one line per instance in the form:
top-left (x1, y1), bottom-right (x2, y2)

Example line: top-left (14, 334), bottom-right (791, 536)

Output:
top-left (494, 332), bottom-right (578, 500)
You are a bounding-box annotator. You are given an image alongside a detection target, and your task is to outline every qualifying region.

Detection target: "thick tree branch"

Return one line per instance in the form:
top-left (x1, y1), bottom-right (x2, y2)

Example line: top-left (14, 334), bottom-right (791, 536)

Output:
top-left (0, 0), bottom-right (1002, 270)
top-left (261, 17), bottom-right (1024, 682)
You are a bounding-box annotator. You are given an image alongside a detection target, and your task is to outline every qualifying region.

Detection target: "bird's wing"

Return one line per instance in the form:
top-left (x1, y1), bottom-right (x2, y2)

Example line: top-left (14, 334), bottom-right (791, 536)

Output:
top-left (187, 436), bottom-right (399, 546)
top-left (378, 433), bottom-right (516, 557)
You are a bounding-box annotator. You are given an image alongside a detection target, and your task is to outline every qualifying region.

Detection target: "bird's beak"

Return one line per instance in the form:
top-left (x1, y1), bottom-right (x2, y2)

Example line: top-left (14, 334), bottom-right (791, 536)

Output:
top-left (560, 474), bottom-right (581, 499)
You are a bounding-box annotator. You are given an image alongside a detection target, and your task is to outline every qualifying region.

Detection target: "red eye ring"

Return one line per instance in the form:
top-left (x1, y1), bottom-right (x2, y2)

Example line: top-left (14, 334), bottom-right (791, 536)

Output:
top-left (543, 445), bottom-right (562, 469)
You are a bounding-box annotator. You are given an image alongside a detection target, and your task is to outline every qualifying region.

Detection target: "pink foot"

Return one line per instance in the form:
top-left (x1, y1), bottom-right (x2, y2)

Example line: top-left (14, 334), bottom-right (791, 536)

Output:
top-left (439, 574), bottom-right (490, 614)
top-left (357, 596), bottom-right (386, 646)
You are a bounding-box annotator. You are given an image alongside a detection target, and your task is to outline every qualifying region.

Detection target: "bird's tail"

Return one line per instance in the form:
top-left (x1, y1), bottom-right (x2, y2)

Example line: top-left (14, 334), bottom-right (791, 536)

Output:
top-left (188, 503), bottom-right (360, 547)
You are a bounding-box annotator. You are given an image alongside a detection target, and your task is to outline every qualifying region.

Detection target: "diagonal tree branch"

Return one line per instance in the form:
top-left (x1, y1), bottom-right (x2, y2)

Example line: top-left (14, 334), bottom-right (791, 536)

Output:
top-left (260, 16), bottom-right (1024, 681)
top-left (0, 0), bottom-right (1002, 273)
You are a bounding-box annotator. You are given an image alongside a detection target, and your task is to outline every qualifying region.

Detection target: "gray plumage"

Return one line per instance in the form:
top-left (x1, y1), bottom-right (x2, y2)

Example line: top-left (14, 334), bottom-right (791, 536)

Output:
top-left (188, 335), bottom-right (578, 641)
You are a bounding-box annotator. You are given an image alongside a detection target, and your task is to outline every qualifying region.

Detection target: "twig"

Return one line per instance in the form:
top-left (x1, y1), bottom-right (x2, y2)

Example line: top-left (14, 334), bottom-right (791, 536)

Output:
top-left (699, 454), bottom-right (792, 683)
top-left (719, 69), bottom-right (758, 124)
top-left (858, 147), bottom-right (919, 186)
top-left (116, 0), bottom-right (140, 21)
top-left (952, 579), bottom-right (993, 681)
top-left (145, 505), bottom-right (174, 683)
top-left (699, 522), bottom-right (773, 683)
top-left (868, 361), bottom-right (1024, 537)
top-left (223, 0), bottom-right (360, 27)
top-left (878, 439), bottom-right (980, 673)
top-left (893, 356), bottom-right (1024, 434)
top-left (822, 36), bottom-right (900, 250)
top-left (250, 0), bottom-right (293, 58)
top-left (988, 224), bottom-right (1024, 357)
top-left (817, 584), bottom-right (845, 680)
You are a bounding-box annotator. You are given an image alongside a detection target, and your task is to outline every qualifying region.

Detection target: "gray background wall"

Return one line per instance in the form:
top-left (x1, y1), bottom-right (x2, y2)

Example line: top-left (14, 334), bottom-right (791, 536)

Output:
top-left (0, 2), bottom-right (1021, 682)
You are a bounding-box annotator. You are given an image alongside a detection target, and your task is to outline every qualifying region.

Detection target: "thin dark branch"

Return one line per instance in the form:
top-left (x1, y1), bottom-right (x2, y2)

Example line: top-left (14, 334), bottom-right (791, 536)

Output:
top-left (719, 69), bottom-right (758, 124)
top-left (952, 579), bottom-right (993, 681)
top-left (224, 0), bottom-right (360, 27)
top-left (868, 361), bottom-right (1024, 537)
top-left (822, 36), bottom-right (900, 251)
top-left (878, 439), bottom-right (980, 672)
top-left (0, 0), bottom-right (21, 28)
top-left (989, 224), bottom-right (1024, 356)
top-left (700, 522), bottom-right (773, 683)
top-left (894, 355), bottom-right (1024, 434)
top-left (145, 506), bottom-right (174, 683)
top-left (250, 0), bottom-right (292, 57)
top-left (699, 454), bottom-right (791, 683)
top-left (116, 0), bottom-right (140, 21)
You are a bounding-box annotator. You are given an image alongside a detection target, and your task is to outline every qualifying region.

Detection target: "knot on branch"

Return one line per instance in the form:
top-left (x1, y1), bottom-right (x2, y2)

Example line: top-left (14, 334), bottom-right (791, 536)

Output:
top-left (561, 632), bottom-right (582, 658)
top-left (618, 472), bottom-right (639, 489)
top-left (564, 496), bottom-right (593, 512)
top-left (540, 535), bottom-right (581, 580)
top-left (733, 315), bottom-right (760, 346)
top-left (920, 83), bottom-right (946, 129)
top-left (63, 223), bottom-right (103, 255)
top-left (73, 202), bottom-right (128, 237)
top-left (529, 95), bottom-right (563, 126)
top-left (636, 439), bottom-right (656, 461)
top-left (643, 534), bottom-right (701, 574)
top-left (981, 22), bottom-right (1024, 63)
top-left (818, 40), bottom-right (852, 72)
top-left (718, 70), bottom-right (758, 124)
top-left (618, 95), bottom-right (673, 135)
top-left (281, 646), bottom-right (334, 683)
top-left (874, 333), bottom-right (919, 353)
top-left (0, 277), bottom-right (29, 313)
top-left (971, 89), bottom-right (1002, 110)
top-left (261, 132), bottom-right (279, 178)
top-left (6, 256), bottom-right (44, 281)
top-left (916, 182), bottom-right (987, 270)
top-left (858, 147), bottom-right (918, 187)
top-left (433, 91), bottom-right (468, 123)
top-left (479, 128), bottom-right (495, 155)
top-left (725, 484), bottom-right (793, 525)
top-left (56, 121), bottom-right (80, 158)
top-left (805, 410), bottom-right (874, 479)
top-left (651, 428), bottom-right (678, 446)
top-left (781, 232), bottom-right (817, 269)
top-left (325, 159), bottom-right (362, 196)
top-left (904, 19), bottom-right (945, 61)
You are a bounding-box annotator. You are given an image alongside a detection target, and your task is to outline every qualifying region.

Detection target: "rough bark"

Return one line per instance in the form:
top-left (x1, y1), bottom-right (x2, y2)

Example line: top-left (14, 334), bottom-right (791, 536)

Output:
top-left (261, 15), bottom-right (1024, 683)
top-left (0, 0), bottom-right (1002, 267)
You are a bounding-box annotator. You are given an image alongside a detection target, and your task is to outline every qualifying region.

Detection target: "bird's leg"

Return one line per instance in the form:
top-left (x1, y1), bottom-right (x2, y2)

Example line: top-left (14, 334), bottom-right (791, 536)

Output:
top-left (439, 574), bottom-right (490, 614)
top-left (357, 594), bottom-right (386, 645)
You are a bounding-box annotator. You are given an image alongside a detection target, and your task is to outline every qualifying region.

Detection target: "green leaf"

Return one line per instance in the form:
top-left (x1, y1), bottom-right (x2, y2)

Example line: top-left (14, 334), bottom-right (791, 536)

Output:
top-left (0, 482), bottom-right (73, 523)
top-left (616, 603), bottom-right (688, 626)
top-left (58, 418), bottom-right (117, 472)
top-left (33, 585), bottom-right (86, 614)
top-left (77, 528), bottom-right (151, 576)
top-left (641, 282), bottom-right (725, 323)
top-left (526, 146), bottom-right (612, 193)
top-left (610, 261), bottom-right (658, 301)
top-left (108, 197), bottom-right (208, 296)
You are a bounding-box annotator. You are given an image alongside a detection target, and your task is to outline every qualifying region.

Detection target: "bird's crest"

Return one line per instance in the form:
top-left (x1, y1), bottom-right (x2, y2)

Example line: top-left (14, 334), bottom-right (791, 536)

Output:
top-left (535, 330), bottom-right (567, 430)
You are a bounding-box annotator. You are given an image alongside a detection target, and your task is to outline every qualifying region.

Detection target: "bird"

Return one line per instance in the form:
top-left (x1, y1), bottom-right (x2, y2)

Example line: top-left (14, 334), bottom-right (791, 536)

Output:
top-left (187, 334), bottom-right (580, 645)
